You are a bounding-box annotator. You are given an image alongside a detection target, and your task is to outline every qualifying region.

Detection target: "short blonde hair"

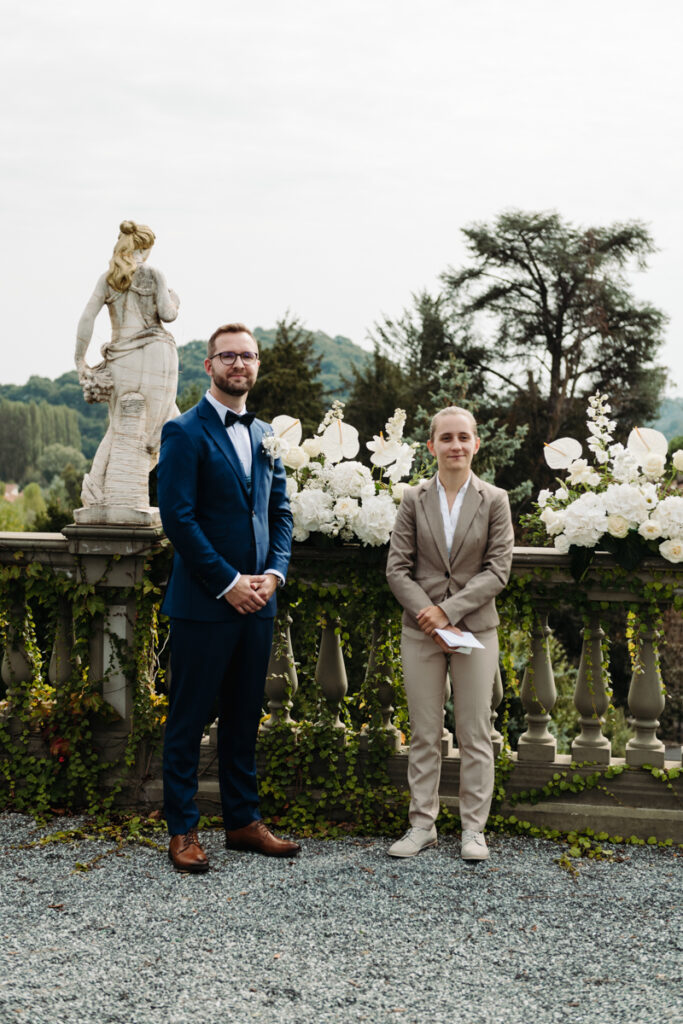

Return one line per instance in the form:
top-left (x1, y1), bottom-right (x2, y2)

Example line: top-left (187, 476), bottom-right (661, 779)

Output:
top-left (106, 220), bottom-right (156, 292)
top-left (429, 406), bottom-right (478, 441)
top-left (207, 323), bottom-right (257, 357)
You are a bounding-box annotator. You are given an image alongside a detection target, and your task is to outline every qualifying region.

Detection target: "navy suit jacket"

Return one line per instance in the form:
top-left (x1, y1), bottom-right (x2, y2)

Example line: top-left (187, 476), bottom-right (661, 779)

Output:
top-left (157, 396), bottom-right (293, 622)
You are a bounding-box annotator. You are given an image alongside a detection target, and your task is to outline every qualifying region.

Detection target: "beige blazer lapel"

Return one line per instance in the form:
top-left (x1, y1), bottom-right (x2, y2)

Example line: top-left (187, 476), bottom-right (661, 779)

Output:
top-left (419, 476), bottom-right (450, 570)
top-left (449, 474), bottom-right (483, 563)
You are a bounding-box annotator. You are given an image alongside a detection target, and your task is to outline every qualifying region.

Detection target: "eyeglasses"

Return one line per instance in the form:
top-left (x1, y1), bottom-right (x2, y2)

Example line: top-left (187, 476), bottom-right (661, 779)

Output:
top-left (209, 350), bottom-right (259, 366)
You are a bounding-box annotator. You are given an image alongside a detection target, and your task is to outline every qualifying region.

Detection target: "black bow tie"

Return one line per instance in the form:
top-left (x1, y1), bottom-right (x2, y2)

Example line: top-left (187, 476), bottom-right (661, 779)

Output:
top-left (224, 410), bottom-right (255, 428)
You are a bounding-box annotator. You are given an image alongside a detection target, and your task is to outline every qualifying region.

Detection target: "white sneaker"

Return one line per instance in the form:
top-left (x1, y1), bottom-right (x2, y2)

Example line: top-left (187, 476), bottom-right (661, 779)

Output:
top-left (388, 825), bottom-right (437, 858)
top-left (461, 829), bottom-right (489, 861)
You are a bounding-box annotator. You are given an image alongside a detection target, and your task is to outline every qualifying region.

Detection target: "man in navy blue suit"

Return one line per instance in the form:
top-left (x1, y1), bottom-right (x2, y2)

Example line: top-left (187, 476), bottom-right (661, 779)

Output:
top-left (158, 322), bottom-right (299, 872)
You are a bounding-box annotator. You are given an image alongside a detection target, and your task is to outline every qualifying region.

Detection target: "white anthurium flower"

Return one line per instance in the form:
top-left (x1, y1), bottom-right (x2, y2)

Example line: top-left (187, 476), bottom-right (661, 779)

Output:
top-left (271, 415), bottom-right (303, 447)
top-left (543, 437), bottom-right (582, 469)
top-left (673, 450), bottom-right (683, 472)
top-left (320, 419), bottom-right (360, 463)
top-left (367, 433), bottom-right (403, 467)
top-left (626, 426), bottom-right (668, 465)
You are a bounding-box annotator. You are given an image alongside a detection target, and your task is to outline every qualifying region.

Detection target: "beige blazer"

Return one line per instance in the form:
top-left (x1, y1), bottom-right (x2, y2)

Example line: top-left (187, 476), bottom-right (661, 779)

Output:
top-left (386, 472), bottom-right (514, 633)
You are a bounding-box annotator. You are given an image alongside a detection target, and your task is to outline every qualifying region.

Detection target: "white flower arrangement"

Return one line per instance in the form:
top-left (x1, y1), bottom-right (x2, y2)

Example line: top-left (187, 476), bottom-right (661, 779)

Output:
top-left (533, 392), bottom-right (683, 566)
top-left (264, 403), bottom-right (416, 546)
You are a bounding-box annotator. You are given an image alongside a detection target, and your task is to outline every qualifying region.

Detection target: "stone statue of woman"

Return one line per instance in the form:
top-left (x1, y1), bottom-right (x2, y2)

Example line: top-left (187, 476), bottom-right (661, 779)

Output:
top-left (74, 220), bottom-right (180, 525)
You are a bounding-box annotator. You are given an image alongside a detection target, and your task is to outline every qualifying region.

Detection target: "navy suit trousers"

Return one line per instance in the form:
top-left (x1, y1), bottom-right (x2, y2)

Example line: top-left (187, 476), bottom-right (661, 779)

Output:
top-left (163, 615), bottom-right (274, 835)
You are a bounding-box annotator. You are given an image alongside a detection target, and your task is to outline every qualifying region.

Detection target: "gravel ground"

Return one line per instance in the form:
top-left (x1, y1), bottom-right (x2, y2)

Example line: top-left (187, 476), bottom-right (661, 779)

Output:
top-left (0, 814), bottom-right (681, 1024)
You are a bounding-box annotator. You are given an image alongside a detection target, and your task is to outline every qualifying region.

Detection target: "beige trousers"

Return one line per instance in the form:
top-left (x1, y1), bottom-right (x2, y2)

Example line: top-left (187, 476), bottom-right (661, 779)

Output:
top-left (401, 626), bottom-right (499, 832)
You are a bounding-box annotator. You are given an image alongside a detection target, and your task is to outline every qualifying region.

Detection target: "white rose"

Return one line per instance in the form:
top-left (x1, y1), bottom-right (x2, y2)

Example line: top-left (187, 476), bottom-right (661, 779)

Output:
top-left (642, 452), bottom-right (666, 480)
top-left (673, 450), bottom-right (683, 472)
top-left (391, 482), bottom-right (410, 503)
top-left (555, 487), bottom-right (569, 501)
top-left (286, 477), bottom-right (298, 498)
top-left (302, 436), bottom-right (323, 458)
top-left (638, 518), bottom-right (662, 540)
top-left (282, 445), bottom-right (310, 471)
top-left (606, 515), bottom-right (629, 539)
top-left (659, 538), bottom-right (683, 563)
top-left (537, 489), bottom-right (552, 508)
top-left (567, 459), bottom-right (600, 487)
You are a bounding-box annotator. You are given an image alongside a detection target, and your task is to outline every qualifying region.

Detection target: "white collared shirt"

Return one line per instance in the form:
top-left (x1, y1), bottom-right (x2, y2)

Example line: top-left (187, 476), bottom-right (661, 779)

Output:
top-left (205, 389), bottom-right (252, 476)
top-left (436, 473), bottom-right (471, 551)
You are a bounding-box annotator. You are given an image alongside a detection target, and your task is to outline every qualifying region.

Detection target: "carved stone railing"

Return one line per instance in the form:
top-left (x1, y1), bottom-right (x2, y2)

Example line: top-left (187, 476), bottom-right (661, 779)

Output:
top-left (1, 532), bottom-right (681, 836)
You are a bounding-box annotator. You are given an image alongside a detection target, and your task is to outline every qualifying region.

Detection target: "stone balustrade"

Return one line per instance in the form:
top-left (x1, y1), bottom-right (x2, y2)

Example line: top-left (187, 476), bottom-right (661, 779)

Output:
top-left (1, 530), bottom-right (682, 837)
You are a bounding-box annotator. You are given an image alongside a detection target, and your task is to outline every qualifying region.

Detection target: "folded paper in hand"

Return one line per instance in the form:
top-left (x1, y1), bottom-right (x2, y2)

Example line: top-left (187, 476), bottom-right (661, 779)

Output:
top-left (434, 628), bottom-right (485, 653)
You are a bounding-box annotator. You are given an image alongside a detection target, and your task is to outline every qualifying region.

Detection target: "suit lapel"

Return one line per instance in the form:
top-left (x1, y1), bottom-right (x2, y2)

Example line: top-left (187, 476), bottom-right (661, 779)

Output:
top-left (449, 474), bottom-right (483, 563)
top-left (420, 476), bottom-right (450, 570)
top-left (197, 397), bottom-right (250, 499)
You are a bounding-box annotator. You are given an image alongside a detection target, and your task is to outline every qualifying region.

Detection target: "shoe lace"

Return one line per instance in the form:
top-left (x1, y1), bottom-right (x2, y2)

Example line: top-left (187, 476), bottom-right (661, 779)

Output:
top-left (182, 829), bottom-right (201, 850)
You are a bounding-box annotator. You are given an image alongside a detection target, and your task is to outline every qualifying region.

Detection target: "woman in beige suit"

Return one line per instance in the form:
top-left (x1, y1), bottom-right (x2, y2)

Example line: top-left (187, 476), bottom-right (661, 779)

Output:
top-left (386, 407), bottom-right (514, 860)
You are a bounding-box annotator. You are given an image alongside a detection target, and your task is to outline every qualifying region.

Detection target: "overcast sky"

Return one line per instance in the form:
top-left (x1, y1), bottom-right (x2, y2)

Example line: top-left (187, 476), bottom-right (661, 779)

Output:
top-left (2, 0), bottom-right (682, 393)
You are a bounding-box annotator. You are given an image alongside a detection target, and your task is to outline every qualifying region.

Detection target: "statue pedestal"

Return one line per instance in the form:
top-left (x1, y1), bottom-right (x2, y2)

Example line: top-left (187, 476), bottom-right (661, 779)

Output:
top-left (73, 506), bottom-right (161, 528)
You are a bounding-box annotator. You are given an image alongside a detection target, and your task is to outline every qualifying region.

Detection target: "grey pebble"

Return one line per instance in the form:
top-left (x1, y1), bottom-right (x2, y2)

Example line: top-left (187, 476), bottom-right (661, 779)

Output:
top-left (0, 813), bottom-right (681, 1024)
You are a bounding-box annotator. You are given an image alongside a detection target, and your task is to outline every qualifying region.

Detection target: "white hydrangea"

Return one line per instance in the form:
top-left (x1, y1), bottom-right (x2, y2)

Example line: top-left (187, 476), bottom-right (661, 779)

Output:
top-left (562, 492), bottom-right (607, 548)
top-left (291, 489), bottom-right (335, 535)
top-left (673, 450), bottom-right (683, 472)
top-left (554, 534), bottom-right (571, 554)
top-left (354, 493), bottom-right (398, 546)
top-left (540, 506), bottom-right (565, 536)
top-left (603, 483), bottom-right (648, 526)
top-left (609, 443), bottom-right (640, 484)
top-left (286, 477), bottom-right (298, 499)
top-left (655, 495), bottom-right (683, 538)
top-left (328, 461), bottom-right (373, 498)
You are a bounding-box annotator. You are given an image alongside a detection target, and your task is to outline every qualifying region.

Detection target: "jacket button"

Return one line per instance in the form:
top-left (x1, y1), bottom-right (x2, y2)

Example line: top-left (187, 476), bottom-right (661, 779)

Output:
top-left (251, 510), bottom-right (256, 518)
top-left (444, 571), bottom-right (450, 578)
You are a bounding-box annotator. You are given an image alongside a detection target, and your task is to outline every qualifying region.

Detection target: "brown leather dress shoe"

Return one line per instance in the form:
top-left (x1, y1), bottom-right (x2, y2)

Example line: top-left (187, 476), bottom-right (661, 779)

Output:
top-left (225, 820), bottom-right (301, 857)
top-left (168, 829), bottom-right (210, 873)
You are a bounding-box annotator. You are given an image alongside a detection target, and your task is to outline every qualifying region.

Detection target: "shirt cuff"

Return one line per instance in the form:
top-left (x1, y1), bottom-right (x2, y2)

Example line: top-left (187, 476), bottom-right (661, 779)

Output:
top-left (217, 572), bottom-right (241, 599)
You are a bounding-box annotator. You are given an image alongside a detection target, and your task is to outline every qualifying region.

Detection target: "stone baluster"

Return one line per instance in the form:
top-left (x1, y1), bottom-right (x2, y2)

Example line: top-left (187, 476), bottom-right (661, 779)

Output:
top-left (490, 665), bottom-right (505, 758)
top-left (262, 614), bottom-right (298, 730)
top-left (48, 599), bottom-right (74, 686)
top-left (315, 621), bottom-right (348, 731)
top-left (571, 617), bottom-right (611, 764)
top-left (361, 623), bottom-right (401, 750)
top-left (625, 626), bottom-right (666, 768)
top-left (1, 603), bottom-right (34, 706)
top-left (517, 614), bottom-right (557, 762)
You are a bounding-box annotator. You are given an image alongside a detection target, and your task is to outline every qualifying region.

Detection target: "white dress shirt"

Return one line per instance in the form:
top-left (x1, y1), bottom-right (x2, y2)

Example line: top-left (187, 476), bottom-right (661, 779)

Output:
top-left (436, 473), bottom-right (471, 552)
top-left (204, 390), bottom-right (284, 597)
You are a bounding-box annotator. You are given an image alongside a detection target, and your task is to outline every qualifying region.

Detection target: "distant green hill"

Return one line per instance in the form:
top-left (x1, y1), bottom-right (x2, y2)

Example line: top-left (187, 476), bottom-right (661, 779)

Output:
top-left (0, 330), bottom-right (368, 459)
top-left (647, 396), bottom-right (683, 440)
top-left (177, 329), bottom-right (367, 404)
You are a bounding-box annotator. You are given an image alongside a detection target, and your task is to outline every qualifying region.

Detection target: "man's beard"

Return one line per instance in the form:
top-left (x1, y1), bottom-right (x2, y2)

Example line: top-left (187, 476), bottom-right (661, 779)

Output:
top-left (213, 374), bottom-right (253, 398)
